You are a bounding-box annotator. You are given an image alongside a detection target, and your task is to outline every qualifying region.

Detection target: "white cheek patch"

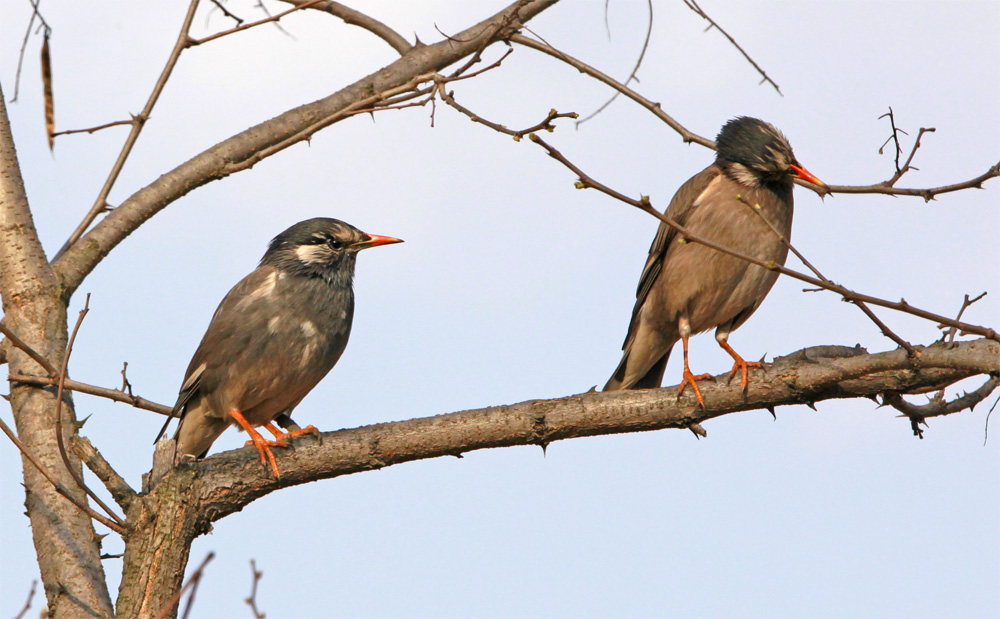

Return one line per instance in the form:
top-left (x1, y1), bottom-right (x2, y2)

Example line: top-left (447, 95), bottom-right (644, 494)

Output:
top-left (295, 245), bottom-right (329, 264)
top-left (729, 163), bottom-right (760, 188)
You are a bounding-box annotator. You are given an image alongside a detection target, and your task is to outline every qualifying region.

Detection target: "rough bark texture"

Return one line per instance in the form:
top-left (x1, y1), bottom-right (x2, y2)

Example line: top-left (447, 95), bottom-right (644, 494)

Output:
top-left (0, 87), bottom-right (114, 618)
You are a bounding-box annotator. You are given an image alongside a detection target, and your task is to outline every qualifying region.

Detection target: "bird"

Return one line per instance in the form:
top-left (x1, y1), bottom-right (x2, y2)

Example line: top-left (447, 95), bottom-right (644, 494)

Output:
top-left (154, 217), bottom-right (402, 476)
top-left (603, 116), bottom-right (828, 403)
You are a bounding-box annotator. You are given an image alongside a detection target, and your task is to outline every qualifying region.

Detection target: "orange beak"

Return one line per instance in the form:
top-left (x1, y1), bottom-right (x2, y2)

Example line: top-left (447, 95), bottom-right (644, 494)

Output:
top-left (352, 234), bottom-right (403, 250)
top-left (790, 163), bottom-right (830, 194)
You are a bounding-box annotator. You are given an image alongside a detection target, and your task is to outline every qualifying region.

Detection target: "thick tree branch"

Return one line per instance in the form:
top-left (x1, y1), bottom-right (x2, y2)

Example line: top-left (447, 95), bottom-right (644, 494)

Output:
top-left (52, 0), bottom-right (561, 300)
top-left (144, 339), bottom-right (999, 526)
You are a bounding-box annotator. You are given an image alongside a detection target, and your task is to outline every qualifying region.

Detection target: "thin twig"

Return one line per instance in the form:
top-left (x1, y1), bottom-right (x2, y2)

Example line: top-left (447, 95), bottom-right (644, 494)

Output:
top-left (187, 0), bottom-right (324, 46)
top-left (208, 0), bottom-right (243, 25)
top-left (13, 580), bottom-right (36, 619)
top-left (511, 31), bottom-right (714, 148)
top-left (511, 32), bottom-right (998, 201)
top-left (883, 376), bottom-right (1000, 438)
top-left (682, 0), bottom-right (782, 95)
top-left (0, 322), bottom-right (59, 375)
top-left (878, 107), bottom-right (907, 173)
top-left (878, 108), bottom-right (936, 187)
top-left (941, 292), bottom-right (988, 344)
top-left (53, 295), bottom-right (126, 527)
top-left (577, 0), bottom-right (653, 126)
top-left (245, 559), bottom-right (266, 619)
top-left (316, 1), bottom-right (413, 55)
top-left (9, 372), bottom-right (172, 415)
top-left (51, 119), bottom-right (134, 138)
top-left (11, 0), bottom-right (51, 103)
top-left (525, 133), bottom-right (998, 342)
top-left (53, 0), bottom-right (201, 261)
top-left (439, 88), bottom-right (577, 140)
top-left (735, 195), bottom-right (916, 356)
top-left (152, 551), bottom-right (215, 619)
top-left (0, 415), bottom-right (124, 534)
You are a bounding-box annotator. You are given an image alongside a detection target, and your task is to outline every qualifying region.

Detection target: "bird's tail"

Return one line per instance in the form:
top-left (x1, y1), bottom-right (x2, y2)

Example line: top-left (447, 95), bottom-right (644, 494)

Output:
top-left (603, 347), bottom-right (672, 391)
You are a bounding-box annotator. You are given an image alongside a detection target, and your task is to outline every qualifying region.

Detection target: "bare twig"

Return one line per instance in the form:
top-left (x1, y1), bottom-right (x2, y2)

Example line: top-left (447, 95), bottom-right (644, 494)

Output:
top-left (878, 107), bottom-right (907, 172)
top-left (13, 580), bottom-right (36, 619)
top-left (511, 33), bottom-right (998, 201)
top-left (11, 0), bottom-right (51, 103)
top-left (439, 88), bottom-right (577, 140)
top-left (51, 119), bottom-right (134, 138)
top-left (525, 133), bottom-right (998, 342)
top-left (883, 376), bottom-right (1000, 438)
top-left (941, 292), bottom-right (988, 344)
top-left (824, 160), bottom-right (999, 202)
top-left (511, 32), bottom-right (713, 148)
top-left (53, 295), bottom-right (126, 527)
top-left (53, 0), bottom-right (201, 261)
top-left (682, 0), bottom-right (782, 95)
top-left (208, 0), bottom-right (243, 25)
top-left (0, 322), bottom-right (59, 375)
top-left (9, 372), bottom-right (172, 415)
top-left (735, 194), bottom-right (916, 356)
top-left (187, 0), bottom-right (324, 47)
top-left (0, 415), bottom-right (124, 534)
top-left (152, 551), bottom-right (215, 619)
top-left (245, 560), bottom-right (266, 619)
top-left (577, 0), bottom-right (653, 126)
top-left (877, 108), bottom-right (936, 187)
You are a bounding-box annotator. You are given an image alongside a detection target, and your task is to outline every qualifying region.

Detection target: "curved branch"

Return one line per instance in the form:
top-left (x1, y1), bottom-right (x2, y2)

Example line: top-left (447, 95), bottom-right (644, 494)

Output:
top-left (286, 0), bottom-right (414, 56)
top-left (155, 338), bottom-right (1000, 525)
top-left (52, 0), bottom-right (561, 299)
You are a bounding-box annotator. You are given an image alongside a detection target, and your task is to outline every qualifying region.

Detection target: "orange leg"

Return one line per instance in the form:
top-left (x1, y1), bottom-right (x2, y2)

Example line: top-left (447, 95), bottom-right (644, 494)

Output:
top-left (718, 339), bottom-right (762, 389)
top-left (262, 422), bottom-right (320, 442)
top-left (230, 409), bottom-right (286, 478)
top-left (677, 335), bottom-right (713, 406)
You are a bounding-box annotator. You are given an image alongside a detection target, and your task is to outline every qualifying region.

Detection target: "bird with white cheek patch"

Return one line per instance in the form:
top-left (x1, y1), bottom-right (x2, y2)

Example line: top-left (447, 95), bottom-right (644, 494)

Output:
top-left (154, 217), bottom-right (402, 477)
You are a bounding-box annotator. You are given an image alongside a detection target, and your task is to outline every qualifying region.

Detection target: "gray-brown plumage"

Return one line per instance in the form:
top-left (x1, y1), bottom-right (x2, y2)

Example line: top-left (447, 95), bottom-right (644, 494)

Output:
top-left (604, 117), bottom-right (828, 401)
top-left (154, 217), bottom-right (402, 476)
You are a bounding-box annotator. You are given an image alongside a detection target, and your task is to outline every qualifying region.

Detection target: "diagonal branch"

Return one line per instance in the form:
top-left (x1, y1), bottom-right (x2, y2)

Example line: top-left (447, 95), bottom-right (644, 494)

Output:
top-left (682, 0), bottom-right (782, 95)
top-left (53, 0), bottom-right (201, 261)
top-left (52, 0), bottom-right (561, 299)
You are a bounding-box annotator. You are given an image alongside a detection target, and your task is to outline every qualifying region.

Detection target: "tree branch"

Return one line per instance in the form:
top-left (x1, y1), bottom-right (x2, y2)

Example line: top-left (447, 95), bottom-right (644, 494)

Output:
top-left (282, 0), bottom-right (414, 56)
top-left (52, 0), bottom-right (561, 299)
top-left (149, 339), bottom-right (999, 526)
top-left (53, 0), bottom-right (201, 261)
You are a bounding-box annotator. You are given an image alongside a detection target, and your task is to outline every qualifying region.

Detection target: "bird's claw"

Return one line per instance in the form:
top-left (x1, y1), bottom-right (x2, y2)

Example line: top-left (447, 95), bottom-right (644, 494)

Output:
top-left (677, 369), bottom-right (712, 407)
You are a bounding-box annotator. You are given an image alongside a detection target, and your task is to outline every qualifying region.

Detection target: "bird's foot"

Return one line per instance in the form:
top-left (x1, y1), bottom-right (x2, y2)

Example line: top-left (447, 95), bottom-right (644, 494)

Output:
top-left (727, 358), bottom-right (763, 387)
top-left (677, 368), bottom-right (713, 407)
top-left (263, 422), bottom-right (319, 443)
top-left (229, 409), bottom-right (285, 477)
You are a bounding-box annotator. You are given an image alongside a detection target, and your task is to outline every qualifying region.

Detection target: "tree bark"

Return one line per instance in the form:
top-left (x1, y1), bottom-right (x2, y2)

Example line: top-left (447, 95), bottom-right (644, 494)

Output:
top-left (0, 86), bottom-right (114, 618)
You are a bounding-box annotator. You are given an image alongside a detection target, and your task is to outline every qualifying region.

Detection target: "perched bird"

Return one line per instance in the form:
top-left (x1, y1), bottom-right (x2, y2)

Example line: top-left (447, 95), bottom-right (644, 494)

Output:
top-left (604, 117), bottom-right (828, 402)
top-left (154, 217), bottom-right (402, 476)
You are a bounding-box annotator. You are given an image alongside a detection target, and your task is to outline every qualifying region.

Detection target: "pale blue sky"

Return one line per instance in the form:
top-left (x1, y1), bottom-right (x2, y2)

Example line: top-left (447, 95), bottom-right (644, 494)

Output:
top-left (2, 2), bottom-right (998, 617)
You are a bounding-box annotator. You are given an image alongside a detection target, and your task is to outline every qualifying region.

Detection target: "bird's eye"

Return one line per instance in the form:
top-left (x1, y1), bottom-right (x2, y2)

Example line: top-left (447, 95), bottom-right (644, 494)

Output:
top-left (327, 238), bottom-right (344, 249)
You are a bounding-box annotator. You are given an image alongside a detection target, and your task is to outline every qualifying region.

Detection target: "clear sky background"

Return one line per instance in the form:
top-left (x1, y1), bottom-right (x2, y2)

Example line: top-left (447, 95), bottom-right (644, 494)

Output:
top-left (2, 1), bottom-right (998, 617)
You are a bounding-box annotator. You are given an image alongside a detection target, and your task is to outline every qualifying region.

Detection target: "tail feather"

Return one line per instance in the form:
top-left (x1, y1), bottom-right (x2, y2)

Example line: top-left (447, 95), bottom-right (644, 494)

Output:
top-left (604, 348), bottom-right (672, 391)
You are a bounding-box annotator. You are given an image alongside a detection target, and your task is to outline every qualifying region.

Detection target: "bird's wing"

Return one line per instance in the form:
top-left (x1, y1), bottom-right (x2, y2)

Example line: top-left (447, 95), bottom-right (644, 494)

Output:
top-left (621, 165), bottom-right (721, 352)
top-left (152, 266), bottom-right (279, 443)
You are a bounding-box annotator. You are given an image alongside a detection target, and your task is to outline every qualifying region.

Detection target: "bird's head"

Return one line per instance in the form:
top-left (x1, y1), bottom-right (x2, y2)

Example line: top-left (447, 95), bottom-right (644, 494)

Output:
top-left (261, 217), bottom-right (402, 284)
top-left (715, 116), bottom-right (828, 193)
